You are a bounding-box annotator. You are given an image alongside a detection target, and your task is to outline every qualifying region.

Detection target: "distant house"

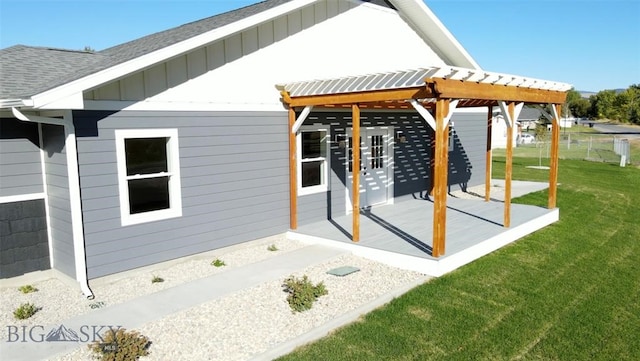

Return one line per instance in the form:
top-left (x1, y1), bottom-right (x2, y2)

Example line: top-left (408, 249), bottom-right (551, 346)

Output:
top-left (0, 0), bottom-right (570, 295)
top-left (518, 107), bottom-right (544, 131)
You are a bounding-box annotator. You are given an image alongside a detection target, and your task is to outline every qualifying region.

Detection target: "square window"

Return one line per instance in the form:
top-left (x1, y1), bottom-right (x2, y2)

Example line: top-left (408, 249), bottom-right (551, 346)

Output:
top-left (116, 129), bottom-right (182, 226)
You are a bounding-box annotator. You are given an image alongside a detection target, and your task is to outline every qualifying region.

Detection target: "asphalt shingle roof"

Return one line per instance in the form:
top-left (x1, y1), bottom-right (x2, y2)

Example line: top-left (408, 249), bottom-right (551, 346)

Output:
top-left (0, 0), bottom-right (293, 100)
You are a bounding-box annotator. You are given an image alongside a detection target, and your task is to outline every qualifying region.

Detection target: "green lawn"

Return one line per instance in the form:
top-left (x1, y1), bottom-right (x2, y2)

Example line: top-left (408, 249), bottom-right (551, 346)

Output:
top-left (279, 158), bottom-right (640, 361)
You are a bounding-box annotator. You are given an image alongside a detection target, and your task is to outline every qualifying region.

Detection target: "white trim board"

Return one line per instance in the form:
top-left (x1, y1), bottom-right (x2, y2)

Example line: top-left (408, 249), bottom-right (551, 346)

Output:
top-left (0, 193), bottom-right (45, 204)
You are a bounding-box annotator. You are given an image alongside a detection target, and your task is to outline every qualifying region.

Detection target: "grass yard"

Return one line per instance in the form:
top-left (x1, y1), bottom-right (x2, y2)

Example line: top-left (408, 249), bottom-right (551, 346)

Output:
top-left (278, 158), bottom-right (640, 361)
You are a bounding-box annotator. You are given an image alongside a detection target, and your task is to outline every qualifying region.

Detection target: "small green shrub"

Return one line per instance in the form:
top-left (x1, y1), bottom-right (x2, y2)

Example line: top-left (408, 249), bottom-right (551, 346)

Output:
top-left (88, 328), bottom-right (151, 361)
top-left (18, 285), bottom-right (38, 294)
top-left (13, 303), bottom-right (38, 320)
top-left (211, 259), bottom-right (226, 267)
top-left (267, 244), bottom-right (279, 252)
top-left (151, 275), bottom-right (164, 283)
top-left (282, 275), bottom-right (328, 312)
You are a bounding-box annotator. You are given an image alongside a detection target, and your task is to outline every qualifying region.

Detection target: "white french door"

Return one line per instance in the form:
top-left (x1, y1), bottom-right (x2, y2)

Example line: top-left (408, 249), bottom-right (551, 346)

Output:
top-left (346, 127), bottom-right (391, 210)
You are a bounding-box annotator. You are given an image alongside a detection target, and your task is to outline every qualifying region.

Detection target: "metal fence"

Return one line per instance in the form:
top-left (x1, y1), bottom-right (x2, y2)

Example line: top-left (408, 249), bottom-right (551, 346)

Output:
top-left (516, 133), bottom-right (635, 166)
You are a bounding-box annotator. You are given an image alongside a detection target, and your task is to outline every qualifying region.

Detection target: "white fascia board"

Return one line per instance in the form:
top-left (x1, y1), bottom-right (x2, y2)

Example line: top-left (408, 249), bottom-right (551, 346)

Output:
top-left (389, 0), bottom-right (480, 69)
top-left (29, 0), bottom-right (320, 109)
top-left (0, 99), bottom-right (33, 109)
top-left (83, 100), bottom-right (287, 112)
top-left (39, 92), bottom-right (84, 110)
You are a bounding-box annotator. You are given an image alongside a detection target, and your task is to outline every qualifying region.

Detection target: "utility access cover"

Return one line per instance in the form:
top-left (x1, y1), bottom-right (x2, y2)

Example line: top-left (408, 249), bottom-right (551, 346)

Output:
top-left (327, 266), bottom-right (360, 277)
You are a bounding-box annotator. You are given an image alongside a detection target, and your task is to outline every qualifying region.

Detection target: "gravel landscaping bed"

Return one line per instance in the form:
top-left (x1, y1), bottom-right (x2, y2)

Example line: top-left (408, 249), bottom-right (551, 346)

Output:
top-left (1, 235), bottom-right (428, 360)
top-left (0, 235), bottom-right (302, 342)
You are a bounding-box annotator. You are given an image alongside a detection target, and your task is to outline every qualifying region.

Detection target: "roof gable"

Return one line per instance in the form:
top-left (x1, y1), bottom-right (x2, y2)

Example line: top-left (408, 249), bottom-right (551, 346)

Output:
top-left (0, 0), bottom-right (479, 109)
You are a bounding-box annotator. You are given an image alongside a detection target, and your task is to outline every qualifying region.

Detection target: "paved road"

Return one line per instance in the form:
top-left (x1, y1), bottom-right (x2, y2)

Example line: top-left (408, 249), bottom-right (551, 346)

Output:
top-left (578, 121), bottom-right (640, 139)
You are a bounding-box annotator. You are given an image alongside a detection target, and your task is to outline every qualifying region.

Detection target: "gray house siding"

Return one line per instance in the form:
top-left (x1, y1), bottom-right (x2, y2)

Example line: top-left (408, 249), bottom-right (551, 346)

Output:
top-left (0, 118), bottom-right (43, 197)
top-left (449, 112), bottom-right (488, 191)
top-left (41, 124), bottom-right (76, 278)
top-left (72, 110), bottom-right (290, 279)
top-left (296, 111), bottom-right (487, 225)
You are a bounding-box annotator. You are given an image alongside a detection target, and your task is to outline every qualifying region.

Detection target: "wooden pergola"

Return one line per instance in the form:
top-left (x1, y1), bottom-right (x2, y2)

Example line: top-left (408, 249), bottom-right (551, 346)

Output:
top-left (278, 67), bottom-right (570, 258)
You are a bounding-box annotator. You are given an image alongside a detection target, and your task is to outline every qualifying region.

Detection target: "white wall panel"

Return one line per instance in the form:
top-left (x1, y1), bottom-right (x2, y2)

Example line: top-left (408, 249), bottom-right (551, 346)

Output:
top-left (120, 72), bottom-right (145, 100)
top-left (287, 11), bottom-right (302, 35)
top-left (166, 55), bottom-right (188, 88)
top-left (314, 1), bottom-right (328, 23)
top-left (273, 16), bottom-right (288, 42)
top-left (301, 6), bottom-right (315, 29)
top-left (258, 22), bottom-right (275, 48)
top-left (327, 0), bottom-right (339, 17)
top-left (187, 48), bottom-right (207, 79)
top-left (224, 33), bottom-right (243, 63)
top-left (144, 63), bottom-right (167, 97)
top-left (242, 27), bottom-right (259, 55)
top-left (207, 42), bottom-right (225, 70)
top-left (95, 81), bottom-right (120, 100)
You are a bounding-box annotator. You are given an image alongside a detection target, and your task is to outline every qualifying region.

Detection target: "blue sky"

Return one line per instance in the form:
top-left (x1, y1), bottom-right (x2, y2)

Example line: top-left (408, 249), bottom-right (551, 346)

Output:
top-left (1, 0), bottom-right (638, 92)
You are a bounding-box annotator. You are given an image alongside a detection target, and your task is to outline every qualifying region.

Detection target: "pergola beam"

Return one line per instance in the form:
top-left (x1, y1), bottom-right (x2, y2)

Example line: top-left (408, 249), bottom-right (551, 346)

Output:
top-left (283, 87), bottom-right (436, 107)
top-left (429, 78), bottom-right (568, 104)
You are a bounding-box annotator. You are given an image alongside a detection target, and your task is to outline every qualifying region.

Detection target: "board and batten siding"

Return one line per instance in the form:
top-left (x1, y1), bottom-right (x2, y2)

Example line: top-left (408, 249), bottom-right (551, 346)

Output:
top-left (72, 110), bottom-right (290, 279)
top-left (83, 0), bottom-right (359, 104)
top-left (0, 118), bottom-right (43, 198)
top-left (296, 111), bottom-right (488, 225)
top-left (41, 124), bottom-right (76, 278)
top-left (83, 0), bottom-right (444, 110)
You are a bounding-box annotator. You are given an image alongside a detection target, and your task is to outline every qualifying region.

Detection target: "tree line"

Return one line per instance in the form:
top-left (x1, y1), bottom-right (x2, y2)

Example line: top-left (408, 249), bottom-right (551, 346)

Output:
top-left (565, 84), bottom-right (640, 124)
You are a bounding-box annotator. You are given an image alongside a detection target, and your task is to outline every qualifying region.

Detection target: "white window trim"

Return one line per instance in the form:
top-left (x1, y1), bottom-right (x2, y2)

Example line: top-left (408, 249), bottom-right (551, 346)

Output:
top-left (115, 129), bottom-right (182, 226)
top-left (297, 125), bottom-right (330, 196)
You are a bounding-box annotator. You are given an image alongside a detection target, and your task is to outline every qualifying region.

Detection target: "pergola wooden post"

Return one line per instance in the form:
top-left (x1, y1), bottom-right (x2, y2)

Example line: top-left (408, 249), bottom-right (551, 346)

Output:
top-left (352, 104), bottom-right (361, 242)
top-left (485, 106), bottom-right (493, 202)
top-left (548, 104), bottom-right (561, 208)
top-left (504, 102), bottom-right (515, 228)
top-left (432, 98), bottom-right (450, 257)
top-left (288, 108), bottom-right (297, 230)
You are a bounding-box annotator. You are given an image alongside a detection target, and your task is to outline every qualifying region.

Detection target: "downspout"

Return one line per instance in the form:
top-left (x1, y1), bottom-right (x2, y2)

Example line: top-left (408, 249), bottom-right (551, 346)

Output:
top-left (63, 111), bottom-right (94, 299)
top-left (11, 107), bottom-right (94, 299)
